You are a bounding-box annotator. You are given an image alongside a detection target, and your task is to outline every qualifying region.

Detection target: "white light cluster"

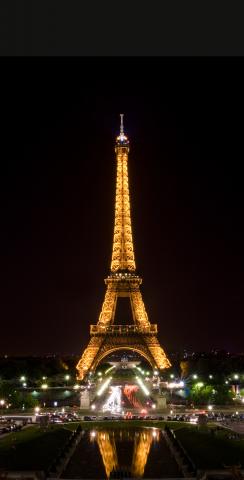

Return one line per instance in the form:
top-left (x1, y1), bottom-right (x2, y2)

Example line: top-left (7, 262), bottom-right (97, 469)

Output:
top-left (103, 386), bottom-right (121, 413)
top-left (168, 381), bottom-right (184, 389)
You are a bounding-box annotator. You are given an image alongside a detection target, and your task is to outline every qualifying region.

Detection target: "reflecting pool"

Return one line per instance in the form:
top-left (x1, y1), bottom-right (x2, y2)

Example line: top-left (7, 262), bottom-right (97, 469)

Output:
top-left (62, 427), bottom-right (182, 479)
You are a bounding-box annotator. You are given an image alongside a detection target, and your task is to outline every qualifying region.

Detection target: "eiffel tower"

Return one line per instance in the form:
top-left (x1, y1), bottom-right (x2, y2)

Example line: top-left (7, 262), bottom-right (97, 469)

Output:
top-left (76, 115), bottom-right (171, 380)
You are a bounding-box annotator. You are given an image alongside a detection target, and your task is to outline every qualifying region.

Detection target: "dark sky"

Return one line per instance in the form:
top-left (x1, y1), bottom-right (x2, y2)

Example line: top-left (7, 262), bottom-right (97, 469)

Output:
top-left (0, 58), bottom-right (244, 356)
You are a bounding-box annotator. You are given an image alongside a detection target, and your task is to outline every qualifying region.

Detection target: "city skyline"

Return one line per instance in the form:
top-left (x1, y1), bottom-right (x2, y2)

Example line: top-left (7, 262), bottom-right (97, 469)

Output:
top-left (1, 59), bottom-right (243, 356)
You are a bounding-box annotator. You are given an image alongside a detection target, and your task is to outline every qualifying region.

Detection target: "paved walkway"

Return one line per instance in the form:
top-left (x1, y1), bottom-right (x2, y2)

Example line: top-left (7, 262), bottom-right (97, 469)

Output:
top-left (220, 421), bottom-right (244, 435)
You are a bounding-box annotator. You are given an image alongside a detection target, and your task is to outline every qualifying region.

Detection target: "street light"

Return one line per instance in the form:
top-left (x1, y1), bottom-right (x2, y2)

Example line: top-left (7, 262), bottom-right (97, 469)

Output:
top-left (193, 374), bottom-right (198, 379)
top-left (196, 382), bottom-right (204, 388)
top-left (65, 375), bottom-right (70, 381)
top-left (208, 405), bottom-right (213, 410)
top-left (0, 399), bottom-right (5, 406)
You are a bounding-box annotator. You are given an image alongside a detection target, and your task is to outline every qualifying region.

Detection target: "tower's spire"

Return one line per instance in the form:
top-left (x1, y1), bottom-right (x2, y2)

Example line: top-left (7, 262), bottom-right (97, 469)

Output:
top-left (120, 113), bottom-right (124, 135)
top-left (116, 114), bottom-right (128, 145)
top-left (111, 115), bottom-right (135, 272)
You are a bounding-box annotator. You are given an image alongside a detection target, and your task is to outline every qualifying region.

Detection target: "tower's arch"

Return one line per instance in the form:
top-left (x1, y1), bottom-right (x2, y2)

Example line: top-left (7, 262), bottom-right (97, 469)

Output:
top-left (91, 346), bottom-right (155, 373)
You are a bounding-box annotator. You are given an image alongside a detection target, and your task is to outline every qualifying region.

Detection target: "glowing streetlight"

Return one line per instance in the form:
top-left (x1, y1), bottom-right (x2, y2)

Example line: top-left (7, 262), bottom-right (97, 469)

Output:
top-left (0, 399), bottom-right (5, 406)
top-left (170, 374), bottom-right (174, 379)
top-left (234, 374), bottom-right (239, 380)
top-left (98, 372), bottom-right (102, 376)
top-left (34, 406), bottom-right (40, 414)
top-left (20, 376), bottom-right (26, 381)
top-left (41, 384), bottom-right (48, 390)
top-left (152, 404), bottom-right (156, 409)
top-left (193, 374), bottom-right (198, 379)
top-left (209, 375), bottom-right (213, 379)
top-left (91, 404), bottom-right (96, 410)
top-left (208, 405), bottom-right (213, 410)
top-left (65, 375), bottom-right (70, 381)
top-left (196, 382), bottom-right (204, 388)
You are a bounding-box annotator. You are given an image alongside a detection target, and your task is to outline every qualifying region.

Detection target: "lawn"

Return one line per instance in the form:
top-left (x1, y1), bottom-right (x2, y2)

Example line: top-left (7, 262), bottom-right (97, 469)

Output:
top-left (174, 426), bottom-right (244, 469)
top-left (0, 425), bottom-right (76, 471)
top-left (78, 419), bottom-right (186, 430)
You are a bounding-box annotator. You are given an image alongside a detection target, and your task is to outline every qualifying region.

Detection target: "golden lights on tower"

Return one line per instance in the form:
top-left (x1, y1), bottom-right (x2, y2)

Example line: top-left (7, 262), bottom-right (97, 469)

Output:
top-left (76, 115), bottom-right (171, 381)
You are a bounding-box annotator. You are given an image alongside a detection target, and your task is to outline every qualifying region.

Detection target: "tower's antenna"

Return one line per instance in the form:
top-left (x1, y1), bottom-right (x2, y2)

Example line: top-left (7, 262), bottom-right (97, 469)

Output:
top-left (120, 113), bottom-right (124, 135)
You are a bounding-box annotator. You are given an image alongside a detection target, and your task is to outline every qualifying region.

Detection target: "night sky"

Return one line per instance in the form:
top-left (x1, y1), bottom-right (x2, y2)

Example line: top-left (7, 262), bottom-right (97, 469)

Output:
top-left (1, 58), bottom-right (244, 356)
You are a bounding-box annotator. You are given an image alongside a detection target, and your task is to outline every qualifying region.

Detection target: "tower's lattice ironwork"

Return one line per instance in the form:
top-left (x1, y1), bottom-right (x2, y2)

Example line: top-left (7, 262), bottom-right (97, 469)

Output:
top-left (76, 115), bottom-right (171, 380)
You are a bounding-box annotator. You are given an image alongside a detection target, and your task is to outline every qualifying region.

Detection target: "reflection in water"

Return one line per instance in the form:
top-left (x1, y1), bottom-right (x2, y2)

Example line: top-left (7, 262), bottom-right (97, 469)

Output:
top-left (62, 427), bottom-right (182, 479)
top-left (93, 428), bottom-right (159, 478)
top-left (131, 429), bottom-right (159, 478)
top-left (96, 431), bottom-right (118, 478)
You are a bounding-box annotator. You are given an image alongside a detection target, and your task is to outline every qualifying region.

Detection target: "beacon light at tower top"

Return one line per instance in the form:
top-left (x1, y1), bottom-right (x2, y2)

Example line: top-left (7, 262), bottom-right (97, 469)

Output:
top-left (116, 113), bottom-right (129, 144)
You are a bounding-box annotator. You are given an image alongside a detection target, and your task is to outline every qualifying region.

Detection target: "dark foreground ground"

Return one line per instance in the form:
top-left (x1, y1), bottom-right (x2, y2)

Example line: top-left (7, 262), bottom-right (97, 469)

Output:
top-left (0, 420), bottom-right (243, 474)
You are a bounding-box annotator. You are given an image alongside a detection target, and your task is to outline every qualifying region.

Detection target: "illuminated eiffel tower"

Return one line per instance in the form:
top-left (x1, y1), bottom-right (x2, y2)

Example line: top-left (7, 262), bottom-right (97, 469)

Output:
top-left (76, 115), bottom-right (171, 380)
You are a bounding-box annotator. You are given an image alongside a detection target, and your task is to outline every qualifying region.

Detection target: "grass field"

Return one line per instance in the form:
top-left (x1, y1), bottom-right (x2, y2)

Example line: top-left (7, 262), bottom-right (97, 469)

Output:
top-left (79, 419), bottom-right (186, 430)
top-left (174, 426), bottom-right (244, 469)
top-left (0, 424), bottom-right (77, 471)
